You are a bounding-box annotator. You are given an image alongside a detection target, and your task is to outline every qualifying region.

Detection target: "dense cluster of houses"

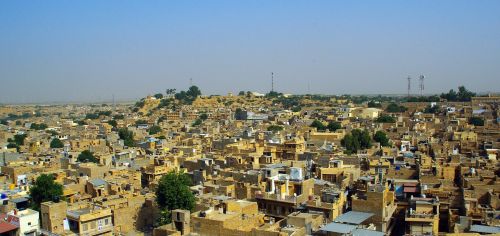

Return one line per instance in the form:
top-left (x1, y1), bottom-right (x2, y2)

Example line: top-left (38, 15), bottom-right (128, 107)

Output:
top-left (0, 93), bottom-right (498, 236)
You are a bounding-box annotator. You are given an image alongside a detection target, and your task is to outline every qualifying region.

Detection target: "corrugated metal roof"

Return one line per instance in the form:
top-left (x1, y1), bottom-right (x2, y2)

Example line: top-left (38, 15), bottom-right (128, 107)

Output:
top-left (352, 228), bottom-right (385, 236)
top-left (320, 222), bottom-right (356, 233)
top-left (334, 211), bottom-right (374, 225)
top-left (89, 178), bottom-right (107, 187)
top-left (469, 225), bottom-right (500, 234)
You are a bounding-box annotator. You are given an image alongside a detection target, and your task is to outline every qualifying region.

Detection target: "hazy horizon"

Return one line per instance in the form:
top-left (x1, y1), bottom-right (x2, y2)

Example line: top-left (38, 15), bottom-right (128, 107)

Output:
top-left (1, 1), bottom-right (499, 103)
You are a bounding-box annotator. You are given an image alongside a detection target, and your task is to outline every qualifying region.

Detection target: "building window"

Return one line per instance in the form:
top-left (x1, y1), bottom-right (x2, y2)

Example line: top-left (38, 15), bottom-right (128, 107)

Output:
top-left (91, 221), bottom-right (96, 229)
top-left (82, 224), bottom-right (88, 231)
top-left (105, 218), bottom-right (109, 225)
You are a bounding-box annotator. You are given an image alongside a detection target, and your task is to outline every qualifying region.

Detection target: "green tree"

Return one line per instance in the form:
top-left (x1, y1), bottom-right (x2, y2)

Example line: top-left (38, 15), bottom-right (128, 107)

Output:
top-left (85, 113), bottom-right (100, 120)
top-left (135, 119), bottom-right (148, 126)
top-left (47, 130), bottom-right (59, 136)
top-left (156, 170), bottom-right (195, 225)
top-left (186, 86), bottom-right (201, 98)
top-left (113, 114), bottom-right (125, 120)
top-left (341, 129), bottom-right (372, 154)
top-left (76, 119), bottom-right (87, 125)
top-left (29, 174), bottom-right (64, 211)
top-left (469, 117), bottom-right (484, 126)
top-left (166, 88), bottom-right (177, 96)
top-left (6, 143), bottom-right (18, 150)
top-left (310, 120), bottom-right (327, 131)
top-left (327, 122), bottom-right (341, 132)
top-left (199, 113), bottom-right (208, 121)
top-left (386, 103), bottom-right (407, 113)
top-left (154, 93), bottom-right (164, 99)
top-left (423, 105), bottom-right (440, 114)
top-left (267, 125), bottom-right (284, 132)
top-left (373, 131), bottom-right (390, 147)
top-left (107, 120), bottom-right (118, 128)
top-left (158, 98), bottom-right (173, 109)
top-left (367, 101), bottom-right (382, 108)
top-left (192, 118), bottom-right (202, 126)
top-left (440, 86), bottom-right (476, 102)
top-left (148, 125), bottom-right (162, 135)
top-left (376, 114), bottom-right (396, 123)
top-left (50, 138), bottom-right (64, 148)
top-left (266, 91), bottom-right (282, 98)
top-left (457, 86), bottom-right (476, 102)
top-left (238, 91), bottom-right (245, 96)
top-left (77, 150), bottom-right (98, 163)
top-left (30, 123), bottom-right (48, 130)
top-left (291, 106), bottom-right (302, 112)
top-left (13, 134), bottom-right (27, 146)
top-left (119, 128), bottom-right (135, 147)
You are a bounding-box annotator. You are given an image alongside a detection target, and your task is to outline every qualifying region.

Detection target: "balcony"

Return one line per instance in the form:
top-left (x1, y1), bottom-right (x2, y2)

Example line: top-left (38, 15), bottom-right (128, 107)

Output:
top-left (405, 211), bottom-right (436, 222)
top-left (255, 192), bottom-right (306, 204)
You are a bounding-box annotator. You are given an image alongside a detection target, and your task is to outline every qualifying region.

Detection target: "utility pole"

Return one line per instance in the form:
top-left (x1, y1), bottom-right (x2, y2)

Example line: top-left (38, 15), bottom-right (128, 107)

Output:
top-left (112, 94), bottom-right (116, 112)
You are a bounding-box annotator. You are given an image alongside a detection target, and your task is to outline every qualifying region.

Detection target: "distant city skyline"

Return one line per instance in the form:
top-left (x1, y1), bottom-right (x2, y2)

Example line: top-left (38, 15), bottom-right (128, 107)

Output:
top-left (1, 1), bottom-right (499, 103)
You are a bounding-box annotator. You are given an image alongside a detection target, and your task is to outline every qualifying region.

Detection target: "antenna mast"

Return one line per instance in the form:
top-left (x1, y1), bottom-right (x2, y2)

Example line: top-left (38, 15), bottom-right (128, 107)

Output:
top-left (271, 72), bottom-right (274, 92)
top-left (407, 76), bottom-right (411, 99)
top-left (419, 75), bottom-right (425, 96)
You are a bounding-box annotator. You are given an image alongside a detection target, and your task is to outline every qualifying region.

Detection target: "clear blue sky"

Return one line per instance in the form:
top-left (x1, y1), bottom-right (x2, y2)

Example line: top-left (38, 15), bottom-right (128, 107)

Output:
top-left (1, 1), bottom-right (499, 103)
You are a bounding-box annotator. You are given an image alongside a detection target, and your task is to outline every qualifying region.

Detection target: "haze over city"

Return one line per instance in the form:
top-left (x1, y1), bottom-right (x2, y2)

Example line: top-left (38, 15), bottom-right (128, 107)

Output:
top-left (1, 0), bottom-right (499, 103)
top-left (2, 2), bottom-right (500, 236)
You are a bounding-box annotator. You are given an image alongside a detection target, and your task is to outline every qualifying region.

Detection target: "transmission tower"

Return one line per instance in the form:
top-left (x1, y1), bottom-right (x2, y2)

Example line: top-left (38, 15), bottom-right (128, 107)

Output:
top-left (271, 72), bottom-right (274, 92)
top-left (407, 76), bottom-right (412, 99)
top-left (419, 75), bottom-right (425, 96)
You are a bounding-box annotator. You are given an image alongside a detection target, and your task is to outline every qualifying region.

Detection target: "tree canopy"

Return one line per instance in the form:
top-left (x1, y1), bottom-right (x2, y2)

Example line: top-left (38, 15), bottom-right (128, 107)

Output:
top-left (77, 150), bottom-right (98, 163)
top-left (156, 170), bottom-right (195, 225)
top-left (29, 174), bottom-right (64, 211)
top-left (50, 138), bottom-right (64, 148)
top-left (30, 123), bottom-right (48, 130)
top-left (385, 103), bottom-right (407, 113)
top-left (423, 105), bottom-right (440, 114)
top-left (327, 122), bottom-right (341, 132)
top-left (376, 114), bottom-right (396, 123)
top-left (267, 125), bottom-right (284, 132)
top-left (310, 120), bottom-right (326, 131)
top-left (119, 128), bottom-right (135, 147)
top-left (175, 86), bottom-right (202, 105)
top-left (192, 118), bottom-right (202, 126)
top-left (469, 117), bottom-right (484, 126)
top-left (367, 101), bottom-right (382, 108)
top-left (199, 113), bottom-right (208, 121)
top-left (154, 93), bottom-right (164, 99)
top-left (12, 134), bottom-right (27, 146)
top-left (373, 131), bottom-right (390, 147)
top-left (440, 86), bottom-right (476, 102)
top-left (341, 129), bottom-right (372, 154)
top-left (311, 120), bottom-right (341, 132)
top-left (148, 125), bottom-right (162, 135)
